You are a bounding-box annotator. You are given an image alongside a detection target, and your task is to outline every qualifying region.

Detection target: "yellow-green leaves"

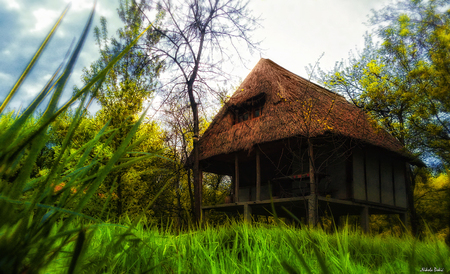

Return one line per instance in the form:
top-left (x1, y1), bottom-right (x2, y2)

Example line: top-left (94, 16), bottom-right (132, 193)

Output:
top-left (399, 14), bottom-right (411, 36)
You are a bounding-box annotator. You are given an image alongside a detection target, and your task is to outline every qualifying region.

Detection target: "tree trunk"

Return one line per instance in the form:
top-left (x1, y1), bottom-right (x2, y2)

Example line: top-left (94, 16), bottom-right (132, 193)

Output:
top-left (407, 166), bottom-right (419, 237)
top-left (175, 172), bottom-right (182, 231)
top-left (187, 81), bottom-right (201, 225)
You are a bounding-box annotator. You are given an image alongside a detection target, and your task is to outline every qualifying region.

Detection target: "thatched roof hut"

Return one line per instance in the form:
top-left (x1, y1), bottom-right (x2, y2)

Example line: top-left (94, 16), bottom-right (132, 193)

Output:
top-left (197, 58), bottom-right (407, 162)
top-left (196, 59), bottom-right (417, 231)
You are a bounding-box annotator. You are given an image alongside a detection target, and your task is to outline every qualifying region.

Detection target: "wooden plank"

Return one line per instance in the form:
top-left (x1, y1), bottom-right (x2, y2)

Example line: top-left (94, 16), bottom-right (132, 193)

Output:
top-left (239, 187), bottom-right (249, 202)
top-left (235, 154), bottom-right (239, 203)
top-left (394, 161), bottom-right (407, 208)
top-left (256, 148), bottom-right (261, 201)
top-left (380, 158), bottom-right (395, 206)
top-left (365, 151), bottom-right (380, 203)
top-left (352, 148), bottom-right (366, 200)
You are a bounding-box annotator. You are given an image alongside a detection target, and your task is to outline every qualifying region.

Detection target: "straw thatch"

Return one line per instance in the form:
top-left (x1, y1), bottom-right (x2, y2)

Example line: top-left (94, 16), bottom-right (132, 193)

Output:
top-left (197, 58), bottom-right (408, 161)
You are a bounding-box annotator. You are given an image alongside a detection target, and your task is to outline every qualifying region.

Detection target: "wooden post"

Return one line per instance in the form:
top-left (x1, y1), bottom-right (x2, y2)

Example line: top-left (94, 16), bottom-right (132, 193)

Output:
top-left (256, 148), bottom-right (261, 201)
top-left (308, 139), bottom-right (318, 227)
top-left (199, 168), bottom-right (203, 221)
top-left (244, 204), bottom-right (252, 223)
top-left (361, 206), bottom-right (369, 234)
top-left (235, 153), bottom-right (239, 203)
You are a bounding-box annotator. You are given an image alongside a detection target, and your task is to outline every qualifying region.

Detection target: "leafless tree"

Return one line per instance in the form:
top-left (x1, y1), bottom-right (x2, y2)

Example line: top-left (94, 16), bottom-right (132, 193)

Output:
top-left (141, 0), bottom-right (261, 223)
top-left (161, 96), bottom-right (195, 224)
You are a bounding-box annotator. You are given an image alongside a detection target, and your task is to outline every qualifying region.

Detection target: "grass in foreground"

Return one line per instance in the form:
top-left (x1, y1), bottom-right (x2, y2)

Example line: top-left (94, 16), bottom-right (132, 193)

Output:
top-left (43, 220), bottom-right (450, 274)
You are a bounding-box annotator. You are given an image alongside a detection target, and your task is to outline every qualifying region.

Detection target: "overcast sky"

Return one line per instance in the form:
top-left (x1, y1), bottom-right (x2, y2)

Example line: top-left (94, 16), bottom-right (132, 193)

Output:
top-left (0, 0), bottom-right (392, 113)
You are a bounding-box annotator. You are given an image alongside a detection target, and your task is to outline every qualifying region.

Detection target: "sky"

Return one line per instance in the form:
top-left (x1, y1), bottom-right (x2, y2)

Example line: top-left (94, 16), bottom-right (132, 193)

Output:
top-left (0, 0), bottom-right (393, 114)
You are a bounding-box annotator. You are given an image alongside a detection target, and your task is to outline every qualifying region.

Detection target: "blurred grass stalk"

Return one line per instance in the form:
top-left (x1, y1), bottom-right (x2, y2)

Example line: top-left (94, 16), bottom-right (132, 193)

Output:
top-left (0, 3), bottom-right (164, 273)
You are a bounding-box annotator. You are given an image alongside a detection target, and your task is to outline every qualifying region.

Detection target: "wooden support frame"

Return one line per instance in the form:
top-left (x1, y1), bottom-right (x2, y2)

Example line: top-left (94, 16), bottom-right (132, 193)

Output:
top-left (256, 148), bottom-right (261, 201)
top-left (235, 154), bottom-right (239, 203)
top-left (361, 206), bottom-right (370, 234)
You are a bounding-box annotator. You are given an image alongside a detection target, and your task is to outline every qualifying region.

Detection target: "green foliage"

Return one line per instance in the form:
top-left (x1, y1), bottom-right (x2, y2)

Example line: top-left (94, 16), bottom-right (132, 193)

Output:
top-left (315, 0), bottom-right (450, 167)
top-left (83, 0), bottom-right (163, 123)
top-left (0, 3), bottom-right (169, 273)
top-left (40, 109), bottom-right (170, 222)
top-left (80, 0), bottom-right (166, 219)
top-left (414, 171), bottom-right (450, 239)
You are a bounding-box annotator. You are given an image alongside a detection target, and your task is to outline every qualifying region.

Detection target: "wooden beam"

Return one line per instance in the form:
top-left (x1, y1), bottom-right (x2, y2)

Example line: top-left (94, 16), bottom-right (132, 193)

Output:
top-left (361, 206), bottom-right (369, 234)
top-left (256, 148), bottom-right (261, 201)
top-left (235, 153), bottom-right (239, 203)
top-left (244, 204), bottom-right (252, 223)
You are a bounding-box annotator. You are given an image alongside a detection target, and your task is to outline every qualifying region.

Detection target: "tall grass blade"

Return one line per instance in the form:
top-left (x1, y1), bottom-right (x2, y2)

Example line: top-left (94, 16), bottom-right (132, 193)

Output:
top-left (0, 49), bottom-right (67, 155)
top-left (0, 5), bottom-right (70, 114)
top-left (409, 240), bottom-right (416, 274)
top-left (281, 261), bottom-right (299, 274)
top-left (68, 228), bottom-right (86, 274)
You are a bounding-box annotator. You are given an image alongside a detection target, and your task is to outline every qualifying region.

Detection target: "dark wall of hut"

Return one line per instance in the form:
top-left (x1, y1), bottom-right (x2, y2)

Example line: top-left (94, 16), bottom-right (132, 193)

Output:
top-left (352, 146), bottom-right (408, 208)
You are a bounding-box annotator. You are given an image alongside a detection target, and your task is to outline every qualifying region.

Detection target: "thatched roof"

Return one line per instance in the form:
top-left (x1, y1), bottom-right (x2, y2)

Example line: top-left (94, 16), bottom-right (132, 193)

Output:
top-left (197, 58), bottom-right (410, 161)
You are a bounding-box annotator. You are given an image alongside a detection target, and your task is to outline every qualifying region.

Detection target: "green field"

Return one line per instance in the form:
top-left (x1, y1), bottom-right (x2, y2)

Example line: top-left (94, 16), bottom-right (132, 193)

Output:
top-left (41, 220), bottom-right (449, 274)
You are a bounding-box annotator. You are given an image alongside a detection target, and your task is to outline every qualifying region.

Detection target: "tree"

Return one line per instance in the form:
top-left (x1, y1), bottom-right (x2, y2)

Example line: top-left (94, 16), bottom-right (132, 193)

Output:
top-left (312, 0), bottom-right (450, 237)
top-left (142, 0), bottom-right (260, 224)
top-left (160, 98), bottom-right (196, 224)
top-left (81, 0), bottom-right (164, 217)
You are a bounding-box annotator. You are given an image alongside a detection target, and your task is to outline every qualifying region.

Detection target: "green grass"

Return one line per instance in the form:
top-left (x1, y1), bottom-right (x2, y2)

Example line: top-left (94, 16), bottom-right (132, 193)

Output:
top-left (41, 220), bottom-right (450, 274)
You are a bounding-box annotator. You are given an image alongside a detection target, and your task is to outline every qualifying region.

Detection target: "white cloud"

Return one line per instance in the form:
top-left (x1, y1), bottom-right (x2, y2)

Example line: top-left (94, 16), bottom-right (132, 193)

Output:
top-left (0, 72), bottom-right (13, 84)
top-left (2, 49), bottom-right (11, 56)
top-left (30, 8), bottom-right (59, 33)
top-left (64, 0), bottom-right (93, 11)
top-left (4, 0), bottom-right (20, 10)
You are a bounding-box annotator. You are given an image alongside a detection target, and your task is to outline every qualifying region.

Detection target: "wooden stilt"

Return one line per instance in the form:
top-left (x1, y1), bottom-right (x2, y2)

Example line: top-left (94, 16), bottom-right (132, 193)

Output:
top-left (361, 206), bottom-right (369, 234)
top-left (235, 154), bottom-right (239, 203)
top-left (256, 148), bottom-right (261, 201)
top-left (244, 204), bottom-right (252, 223)
top-left (308, 196), bottom-right (318, 227)
top-left (308, 139), bottom-right (318, 227)
top-left (199, 168), bottom-right (203, 222)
